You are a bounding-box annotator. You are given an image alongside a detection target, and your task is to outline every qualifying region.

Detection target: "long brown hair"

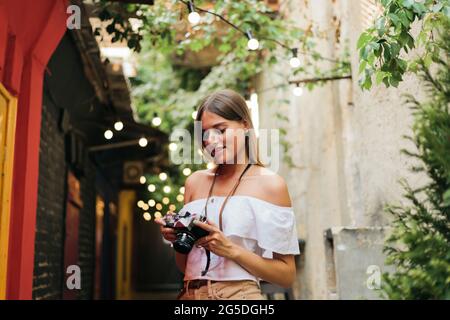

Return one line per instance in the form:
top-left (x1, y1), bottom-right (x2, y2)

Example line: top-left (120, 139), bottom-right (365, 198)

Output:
top-left (196, 89), bottom-right (263, 166)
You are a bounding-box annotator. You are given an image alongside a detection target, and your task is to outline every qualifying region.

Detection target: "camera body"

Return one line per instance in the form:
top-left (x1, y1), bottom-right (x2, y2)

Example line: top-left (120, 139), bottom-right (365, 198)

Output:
top-left (162, 210), bottom-right (209, 254)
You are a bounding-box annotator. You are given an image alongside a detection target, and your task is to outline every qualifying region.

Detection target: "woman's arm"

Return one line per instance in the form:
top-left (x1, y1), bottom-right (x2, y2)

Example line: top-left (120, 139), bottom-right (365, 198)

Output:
top-left (194, 220), bottom-right (297, 288)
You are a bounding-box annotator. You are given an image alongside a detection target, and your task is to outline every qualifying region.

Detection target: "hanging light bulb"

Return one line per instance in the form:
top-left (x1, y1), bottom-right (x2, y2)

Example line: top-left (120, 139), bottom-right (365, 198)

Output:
top-left (152, 113), bottom-right (162, 127)
top-left (182, 168), bottom-right (192, 176)
top-left (148, 184), bottom-right (156, 192)
top-left (140, 176), bottom-right (146, 184)
top-left (143, 212), bottom-right (151, 221)
top-left (169, 204), bottom-right (176, 212)
top-left (142, 203), bottom-right (149, 211)
top-left (177, 194), bottom-right (184, 202)
top-left (168, 143), bottom-right (177, 151)
top-left (137, 200), bottom-right (145, 208)
top-left (139, 137), bottom-right (148, 147)
top-left (293, 83), bottom-right (304, 97)
top-left (163, 186), bottom-right (171, 193)
top-left (162, 197), bottom-right (170, 205)
top-left (191, 110), bottom-right (197, 119)
top-left (246, 30), bottom-right (259, 51)
top-left (156, 203), bottom-right (163, 211)
top-left (289, 48), bottom-right (301, 68)
top-left (187, 1), bottom-right (200, 25)
top-left (104, 129), bottom-right (113, 140)
top-left (148, 199), bottom-right (156, 207)
top-left (206, 162), bottom-right (215, 170)
top-left (114, 120), bottom-right (124, 131)
top-left (154, 212), bottom-right (162, 219)
top-left (159, 172), bottom-right (168, 181)
top-left (179, 186), bottom-right (185, 194)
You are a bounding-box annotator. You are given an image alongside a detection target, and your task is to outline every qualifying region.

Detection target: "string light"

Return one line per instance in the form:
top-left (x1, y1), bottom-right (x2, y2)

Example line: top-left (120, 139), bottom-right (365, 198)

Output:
top-left (104, 129), bottom-right (113, 140)
top-left (156, 203), bottom-right (163, 210)
top-left (152, 113), bottom-right (162, 127)
top-left (140, 176), bottom-right (146, 184)
top-left (137, 200), bottom-right (145, 208)
top-left (163, 186), bottom-right (171, 193)
top-left (169, 143), bottom-right (177, 151)
top-left (289, 48), bottom-right (301, 68)
top-left (159, 172), bottom-right (168, 181)
top-left (206, 162), bottom-right (215, 170)
top-left (191, 110), bottom-right (197, 119)
top-left (179, 186), bottom-right (185, 194)
top-left (182, 168), bottom-right (192, 176)
top-left (177, 194), bottom-right (184, 202)
top-left (162, 197), bottom-right (170, 205)
top-left (142, 203), bottom-right (149, 211)
top-left (148, 184), bottom-right (156, 192)
top-left (114, 120), bottom-right (124, 131)
top-left (246, 30), bottom-right (259, 51)
top-left (139, 137), bottom-right (148, 147)
top-left (148, 199), bottom-right (156, 207)
top-left (154, 212), bottom-right (162, 219)
top-left (187, 1), bottom-right (200, 25)
top-left (293, 83), bottom-right (304, 97)
top-left (169, 204), bottom-right (176, 211)
top-left (143, 212), bottom-right (151, 221)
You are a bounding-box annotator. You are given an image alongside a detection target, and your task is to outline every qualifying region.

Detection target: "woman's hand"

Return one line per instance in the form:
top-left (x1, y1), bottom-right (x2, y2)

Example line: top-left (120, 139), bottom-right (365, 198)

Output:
top-left (194, 220), bottom-right (240, 260)
top-left (155, 217), bottom-right (177, 243)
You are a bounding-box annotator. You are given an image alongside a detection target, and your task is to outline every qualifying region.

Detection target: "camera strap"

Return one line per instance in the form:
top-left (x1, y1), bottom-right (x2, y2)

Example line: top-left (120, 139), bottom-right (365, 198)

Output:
top-left (201, 163), bottom-right (252, 276)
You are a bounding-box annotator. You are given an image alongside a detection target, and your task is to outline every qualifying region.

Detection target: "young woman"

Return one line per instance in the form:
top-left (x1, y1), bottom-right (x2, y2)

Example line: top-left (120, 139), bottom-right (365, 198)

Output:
top-left (156, 89), bottom-right (300, 300)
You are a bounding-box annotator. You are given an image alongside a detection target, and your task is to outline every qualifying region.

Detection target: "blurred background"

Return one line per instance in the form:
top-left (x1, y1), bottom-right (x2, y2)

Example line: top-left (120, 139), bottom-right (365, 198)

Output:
top-left (0, 0), bottom-right (448, 300)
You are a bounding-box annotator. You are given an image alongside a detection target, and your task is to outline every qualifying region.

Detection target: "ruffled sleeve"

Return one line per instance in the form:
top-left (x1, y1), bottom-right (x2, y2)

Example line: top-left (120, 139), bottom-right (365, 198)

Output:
top-left (223, 196), bottom-right (300, 258)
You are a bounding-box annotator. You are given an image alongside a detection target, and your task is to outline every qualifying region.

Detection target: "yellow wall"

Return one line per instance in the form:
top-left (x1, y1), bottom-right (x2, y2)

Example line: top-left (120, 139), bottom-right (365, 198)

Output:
top-left (116, 190), bottom-right (136, 300)
top-left (0, 83), bottom-right (17, 299)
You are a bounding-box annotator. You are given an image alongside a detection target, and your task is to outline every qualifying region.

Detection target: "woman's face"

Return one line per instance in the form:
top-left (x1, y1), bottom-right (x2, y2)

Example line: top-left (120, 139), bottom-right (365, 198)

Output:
top-left (201, 110), bottom-right (248, 165)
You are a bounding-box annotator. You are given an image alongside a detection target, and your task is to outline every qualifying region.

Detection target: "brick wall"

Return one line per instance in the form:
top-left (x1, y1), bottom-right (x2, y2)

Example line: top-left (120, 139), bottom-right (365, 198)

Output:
top-left (33, 97), bottom-right (67, 300)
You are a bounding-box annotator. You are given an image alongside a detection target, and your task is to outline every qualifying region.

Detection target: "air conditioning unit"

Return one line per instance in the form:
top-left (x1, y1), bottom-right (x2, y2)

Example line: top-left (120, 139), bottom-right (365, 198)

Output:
top-left (123, 161), bottom-right (144, 185)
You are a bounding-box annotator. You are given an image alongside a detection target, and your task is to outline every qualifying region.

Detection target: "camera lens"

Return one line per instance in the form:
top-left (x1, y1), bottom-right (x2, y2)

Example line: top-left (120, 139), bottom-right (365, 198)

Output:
top-left (173, 232), bottom-right (196, 254)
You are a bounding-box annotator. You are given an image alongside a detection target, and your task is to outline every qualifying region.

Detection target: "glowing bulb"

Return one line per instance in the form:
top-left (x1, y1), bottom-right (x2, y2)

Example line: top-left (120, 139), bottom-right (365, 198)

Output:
top-left (156, 203), bottom-right (162, 211)
top-left (169, 204), bottom-right (176, 211)
top-left (169, 143), bottom-right (177, 151)
top-left (192, 111), bottom-right (197, 119)
top-left (152, 116), bottom-right (162, 127)
top-left (159, 172), bottom-right (168, 181)
top-left (247, 38), bottom-right (259, 51)
top-left (162, 197), bottom-right (170, 205)
top-left (148, 184), bottom-right (156, 192)
top-left (139, 176), bottom-right (146, 184)
top-left (148, 199), bottom-right (156, 207)
top-left (206, 162), bottom-right (215, 170)
top-left (137, 200), bottom-right (145, 208)
top-left (290, 57), bottom-right (301, 68)
top-left (177, 194), bottom-right (184, 202)
top-left (293, 85), bottom-right (303, 97)
top-left (188, 11), bottom-right (200, 25)
top-left (142, 204), bottom-right (149, 211)
top-left (179, 187), bottom-right (185, 194)
top-left (154, 212), bottom-right (162, 219)
top-left (139, 137), bottom-right (148, 147)
top-left (104, 129), bottom-right (113, 140)
top-left (183, 168), bottom-right (192, 176)
top-left (143, 212), bottom-right (151, 221)
top-left (197, 149), bottom-right (203, 156)
top-left (114, 121), bottom-right (124, 131)
top-left (163, 186), bottom-right (171, 193)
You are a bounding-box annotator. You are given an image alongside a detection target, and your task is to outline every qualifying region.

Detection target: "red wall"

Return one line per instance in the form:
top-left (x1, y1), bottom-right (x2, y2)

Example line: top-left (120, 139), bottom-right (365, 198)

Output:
top-left (0, 0), bottom-right (68, 299)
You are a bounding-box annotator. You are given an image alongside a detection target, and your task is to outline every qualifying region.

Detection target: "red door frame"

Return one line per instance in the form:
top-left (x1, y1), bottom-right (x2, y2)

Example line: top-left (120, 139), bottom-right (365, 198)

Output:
top-left (0, 0), bottom-right (68, 300)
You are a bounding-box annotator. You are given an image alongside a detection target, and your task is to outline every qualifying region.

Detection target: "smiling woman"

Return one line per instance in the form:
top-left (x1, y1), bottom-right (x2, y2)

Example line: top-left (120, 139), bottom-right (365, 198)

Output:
top-left (155, 89), bottom-right (300, 300)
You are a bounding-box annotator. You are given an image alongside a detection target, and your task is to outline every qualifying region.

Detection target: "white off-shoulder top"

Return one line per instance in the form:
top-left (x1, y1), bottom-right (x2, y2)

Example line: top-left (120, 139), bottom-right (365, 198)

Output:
top-left (180, 195), bottom-right (300, 282)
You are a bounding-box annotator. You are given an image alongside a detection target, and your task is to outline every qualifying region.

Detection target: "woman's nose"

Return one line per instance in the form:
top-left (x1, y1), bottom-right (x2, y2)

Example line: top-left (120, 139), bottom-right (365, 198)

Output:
top-left (205, 129), bottom-right (221, 145)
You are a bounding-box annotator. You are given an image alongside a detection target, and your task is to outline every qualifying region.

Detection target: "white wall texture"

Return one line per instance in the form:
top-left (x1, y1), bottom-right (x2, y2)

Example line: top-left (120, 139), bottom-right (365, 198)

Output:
top-left (256, 0), bottom-right (426, 299)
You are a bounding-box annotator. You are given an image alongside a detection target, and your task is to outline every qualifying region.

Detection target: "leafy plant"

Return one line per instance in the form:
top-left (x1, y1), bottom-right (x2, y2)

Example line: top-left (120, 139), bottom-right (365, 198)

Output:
top-left (382, 19), bottom-right (450, 299)
top-left (357, 0), bottom-right (450, 89)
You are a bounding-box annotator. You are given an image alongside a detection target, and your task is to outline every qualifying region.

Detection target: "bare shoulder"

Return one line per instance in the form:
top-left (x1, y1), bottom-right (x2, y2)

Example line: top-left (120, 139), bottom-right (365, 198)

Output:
top-left (245, 166), bottom-right (292, 207)
top-left (184, 169), bottom-right (214, 202)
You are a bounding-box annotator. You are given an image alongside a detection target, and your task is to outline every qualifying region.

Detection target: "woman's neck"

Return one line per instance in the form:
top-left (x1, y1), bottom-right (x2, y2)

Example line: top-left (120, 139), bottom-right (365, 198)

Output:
top-left (217, 163), bottom-right (249, 177)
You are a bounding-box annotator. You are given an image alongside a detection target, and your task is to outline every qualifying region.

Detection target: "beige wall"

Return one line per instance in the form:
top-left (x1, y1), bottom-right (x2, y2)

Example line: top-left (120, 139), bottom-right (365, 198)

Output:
top-left (256, 0), bottom-right (425, 299)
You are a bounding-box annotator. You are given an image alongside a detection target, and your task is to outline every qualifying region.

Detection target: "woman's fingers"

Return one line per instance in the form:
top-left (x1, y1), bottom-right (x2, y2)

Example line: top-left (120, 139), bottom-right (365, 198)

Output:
top-left (193, 220), bottom-right (218, 232)
top-left (154, 218), bottom-right (166, 226)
